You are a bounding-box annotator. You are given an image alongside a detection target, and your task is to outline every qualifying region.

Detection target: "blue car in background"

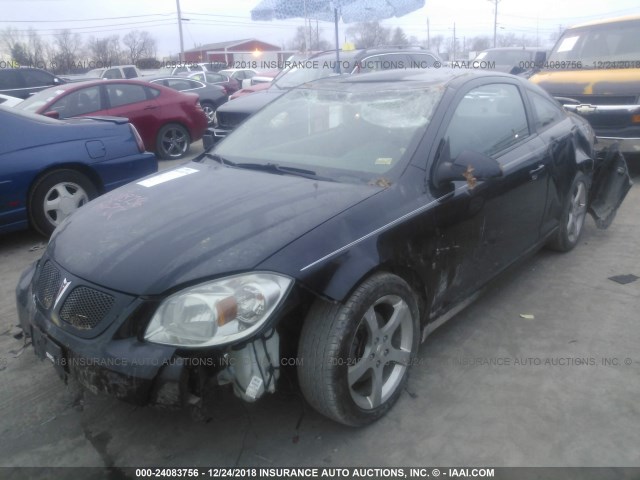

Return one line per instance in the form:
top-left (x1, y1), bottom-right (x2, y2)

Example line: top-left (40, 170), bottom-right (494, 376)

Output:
top-left (0, 107), bottom-right (157, 236)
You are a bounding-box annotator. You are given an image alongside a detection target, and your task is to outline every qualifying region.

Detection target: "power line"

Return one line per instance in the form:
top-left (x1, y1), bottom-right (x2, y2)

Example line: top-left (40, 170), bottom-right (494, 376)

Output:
top-left (0, 13), bottom-right (175, 23)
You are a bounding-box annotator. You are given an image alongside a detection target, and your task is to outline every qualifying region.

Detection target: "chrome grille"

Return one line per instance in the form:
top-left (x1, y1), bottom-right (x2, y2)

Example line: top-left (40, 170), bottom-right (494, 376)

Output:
top-left (35, 261), bottom-right (61, 309)
top-left (60, 287), bottom-right (115, 330)
top-left (217, 111), bottom-right (249, 129)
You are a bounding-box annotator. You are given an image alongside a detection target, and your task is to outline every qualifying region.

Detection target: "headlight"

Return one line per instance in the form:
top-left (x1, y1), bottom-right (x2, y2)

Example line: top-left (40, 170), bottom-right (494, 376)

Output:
top-left (144, 273), bottom-right (292, 347)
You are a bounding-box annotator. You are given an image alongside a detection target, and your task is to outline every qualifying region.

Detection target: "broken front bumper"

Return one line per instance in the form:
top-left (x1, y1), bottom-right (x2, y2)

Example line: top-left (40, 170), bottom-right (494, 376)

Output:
top-left (15, 259), bottom-right (281, 407)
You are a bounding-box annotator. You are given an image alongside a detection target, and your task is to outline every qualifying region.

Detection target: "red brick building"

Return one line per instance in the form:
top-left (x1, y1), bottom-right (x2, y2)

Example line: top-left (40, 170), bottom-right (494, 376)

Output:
top-left (184, 39), bottom-right (290, 65)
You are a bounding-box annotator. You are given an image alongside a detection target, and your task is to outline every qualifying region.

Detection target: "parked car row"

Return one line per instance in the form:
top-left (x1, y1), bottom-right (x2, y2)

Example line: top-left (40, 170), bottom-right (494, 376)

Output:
top-left (14, 79), bottom-right (208, 159)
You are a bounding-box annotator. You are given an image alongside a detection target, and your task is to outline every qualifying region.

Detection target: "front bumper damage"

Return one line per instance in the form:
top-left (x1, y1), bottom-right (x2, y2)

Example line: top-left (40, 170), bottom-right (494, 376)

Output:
top-left (15, 258), bottom-right (281, 407)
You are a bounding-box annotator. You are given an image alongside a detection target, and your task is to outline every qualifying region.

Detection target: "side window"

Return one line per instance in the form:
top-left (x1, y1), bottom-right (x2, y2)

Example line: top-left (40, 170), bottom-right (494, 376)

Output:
top-left (174, 66), bottom-right (187, 74)
top-left (106, 84), bottom-right (148, 108)
top-left (49, 86), bottom-right (102, 117)
top-left (22, 69), bottom-right (55, 87)
top-left (165, 79), bottom-right (192, 91)
top-left (529, 91), bottom-right (565, 130)
top-left (123, 67), bottom-right (138, 79)
top-left (409, 53), bottom-right (437, 68)
top-left (0, 70), bottom-right (21, 89)
top-left (206, 73), bottom-right (223, 83)
top-left (147, 87), bottom-right (161, 98)
top-left (359, 54), bottom-right (410, 72)
top-left (444, 83), bottom-right (529, 159)
top-left (103, 69), bottom-right (123, 79)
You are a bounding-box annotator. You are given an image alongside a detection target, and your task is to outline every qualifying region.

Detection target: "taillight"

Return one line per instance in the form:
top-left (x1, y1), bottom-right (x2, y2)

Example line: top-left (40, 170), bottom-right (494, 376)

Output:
top-left (129, 123), bottom-right (146, 152)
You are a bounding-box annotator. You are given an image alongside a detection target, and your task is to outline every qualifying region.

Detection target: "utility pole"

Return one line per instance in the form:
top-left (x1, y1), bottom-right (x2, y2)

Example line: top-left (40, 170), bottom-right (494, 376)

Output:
top-left (427, 17), bottom-right (430, 49)
top-left (176, 0), bottom-right (185, 62)
top-left (490, 0), bottom-right (500, 48)
top-left (453, 22), bottom-right (456, 60)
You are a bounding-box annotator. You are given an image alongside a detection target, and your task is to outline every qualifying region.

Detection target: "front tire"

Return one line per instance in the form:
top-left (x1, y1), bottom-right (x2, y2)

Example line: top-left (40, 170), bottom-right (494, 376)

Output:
top-left (298, 273), bottom-right (420, 426)
top-left (29, 169), bottom-right (97, 236)
top-left (547, 172), bottom-right (590, 252)
top-left (200, 101), bottom-right (216, 125)
top-left (156, 123), bottom-right (190, 160)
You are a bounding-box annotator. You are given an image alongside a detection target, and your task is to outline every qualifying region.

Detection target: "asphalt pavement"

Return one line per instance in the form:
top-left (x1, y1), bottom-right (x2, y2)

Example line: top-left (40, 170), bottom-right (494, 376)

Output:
top-left (0, 149), bottom-right (638, 472)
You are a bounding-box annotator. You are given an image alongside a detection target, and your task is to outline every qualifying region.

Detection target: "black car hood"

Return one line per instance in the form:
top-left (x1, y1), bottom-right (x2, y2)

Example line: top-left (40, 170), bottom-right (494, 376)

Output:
top-left (47, 162), bottom-right (379, 295)
top-left (217, 88), bottom-right (285, 114)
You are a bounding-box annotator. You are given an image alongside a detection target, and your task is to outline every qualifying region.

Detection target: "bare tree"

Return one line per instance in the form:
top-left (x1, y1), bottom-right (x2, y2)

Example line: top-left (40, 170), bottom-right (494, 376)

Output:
top-left (88, 35), bottom-right (121, 66)
top-left (289, 26), bottom-right (308, 51)
top-left (0, 26), bottom-right (21, 57)
top-left (496, 33), bottom-right (536, 47)
top-left (390, 27), bottom-right (409, 46)
top-left (426, 34), bottom-right (444, 54)
top-left (49, 29), bottom-right (83, 73)
top-left (289, 25), bottom-right (331, 52)
top-left (123, 30), bottom-right (156, 65)
top-left (470, 36), bottom-right (491, 52)
top-left (346, 21), bottom-right (390, 48)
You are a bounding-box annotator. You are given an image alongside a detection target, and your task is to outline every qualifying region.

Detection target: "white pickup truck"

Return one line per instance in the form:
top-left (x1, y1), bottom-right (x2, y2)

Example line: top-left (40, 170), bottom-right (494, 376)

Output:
top-left (62, 65), bottom-right (143, 82)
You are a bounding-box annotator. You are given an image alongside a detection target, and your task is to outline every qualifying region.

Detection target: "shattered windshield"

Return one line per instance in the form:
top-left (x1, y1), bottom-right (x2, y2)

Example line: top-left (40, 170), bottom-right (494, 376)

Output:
top-left (548, 19), bottom-right (640, 66)
top-left (214, 85), bottom-right (443, 184)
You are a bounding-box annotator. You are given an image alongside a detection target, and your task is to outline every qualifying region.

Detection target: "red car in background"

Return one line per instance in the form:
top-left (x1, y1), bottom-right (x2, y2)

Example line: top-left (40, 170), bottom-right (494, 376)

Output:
top-left (15, 79), bottom-right (208, 159)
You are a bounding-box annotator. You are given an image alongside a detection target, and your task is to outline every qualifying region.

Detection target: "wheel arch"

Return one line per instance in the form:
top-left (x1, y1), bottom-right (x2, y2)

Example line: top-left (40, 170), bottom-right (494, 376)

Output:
top-left (28, 163), bottom-right (104, 208)
top-left (302, 260), bottom-right (432, 330)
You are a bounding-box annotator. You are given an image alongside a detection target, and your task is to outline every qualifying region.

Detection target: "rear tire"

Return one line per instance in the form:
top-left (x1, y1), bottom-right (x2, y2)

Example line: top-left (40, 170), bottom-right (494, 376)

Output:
top-left (297, 273), bottom-right (420, 426)
top-left (547, 172), bottom-right (589, 252)
top-left (29, 169), bottom-right (97, 236)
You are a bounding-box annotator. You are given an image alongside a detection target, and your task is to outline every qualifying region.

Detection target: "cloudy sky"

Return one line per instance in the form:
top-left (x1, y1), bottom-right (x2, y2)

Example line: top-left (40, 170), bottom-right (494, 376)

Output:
top-left (1, 0), bottom-right (639, 57)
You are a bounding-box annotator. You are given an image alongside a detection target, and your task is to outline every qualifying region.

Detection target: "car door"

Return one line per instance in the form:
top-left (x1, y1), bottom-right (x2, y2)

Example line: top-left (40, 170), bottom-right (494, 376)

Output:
top-left (20, 69), bottom-right (60, 97)
top-left (428, 80), bottom-right (550, 306)
top-left (526, 89), bottom-right (575, 237)
top-left (105, 83), bottom-right (159, 149)
top-left (47, 85), bottom-right (106, 118)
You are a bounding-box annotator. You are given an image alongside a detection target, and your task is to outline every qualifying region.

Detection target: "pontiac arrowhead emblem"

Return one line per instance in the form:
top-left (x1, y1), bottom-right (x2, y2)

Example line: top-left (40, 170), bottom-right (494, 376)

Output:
top-left (53, 278), bottom-right (72, 310)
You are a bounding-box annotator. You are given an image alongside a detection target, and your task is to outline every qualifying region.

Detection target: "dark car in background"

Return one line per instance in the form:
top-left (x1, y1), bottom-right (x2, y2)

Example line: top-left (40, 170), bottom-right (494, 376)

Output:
top-left (212, 46), bottom-right (443, 140)
top-left (473, 47), bottom-right (548, 74)
top-left (182, 71), bottom-right (240, 96)
top-left (0, 106), bottom-right (156, 236)
top-left (14, 79), bottom-right (208, 159)
top-left (145, 75), bottom-right (227, 125)
top-left (0, 67), bottom-right (66, 99)
top-left (16, 69), bottom-right (631, 426)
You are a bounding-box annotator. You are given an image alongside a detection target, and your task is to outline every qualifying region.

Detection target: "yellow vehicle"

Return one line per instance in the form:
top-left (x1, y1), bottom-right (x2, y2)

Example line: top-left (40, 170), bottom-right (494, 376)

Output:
top-left (530, 15), bottom-right (640, 154)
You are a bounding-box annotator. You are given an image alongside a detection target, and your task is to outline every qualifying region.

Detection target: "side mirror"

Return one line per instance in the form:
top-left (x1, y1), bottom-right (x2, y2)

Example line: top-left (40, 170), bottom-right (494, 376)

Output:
top-left (44, 110), bottom-right (60, 119)
top-left (434, 150), bottom-right (502, 189)
top-left (534, 51), bottom-right (547, 68)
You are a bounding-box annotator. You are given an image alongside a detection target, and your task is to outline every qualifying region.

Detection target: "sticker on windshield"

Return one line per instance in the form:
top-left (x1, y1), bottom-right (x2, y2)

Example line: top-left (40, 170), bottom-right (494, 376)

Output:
top-left (137, 167), bottom-right (198, 187)
top-left (557, 35), bottom-right (579, 52)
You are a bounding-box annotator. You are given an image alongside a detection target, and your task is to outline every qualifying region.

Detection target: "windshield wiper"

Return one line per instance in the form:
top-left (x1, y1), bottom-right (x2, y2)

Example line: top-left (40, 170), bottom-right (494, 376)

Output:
top-left (199, 152), bottom-right (236, 166)
top-left (233, 162), bottom-right (334, 182)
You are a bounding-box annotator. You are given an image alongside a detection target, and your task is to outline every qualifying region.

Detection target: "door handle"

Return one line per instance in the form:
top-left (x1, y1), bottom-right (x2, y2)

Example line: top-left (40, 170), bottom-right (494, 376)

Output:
top-left (529, 164), bottom-right (545, 180)
top-left (144, 105), bottom-right (157, 110)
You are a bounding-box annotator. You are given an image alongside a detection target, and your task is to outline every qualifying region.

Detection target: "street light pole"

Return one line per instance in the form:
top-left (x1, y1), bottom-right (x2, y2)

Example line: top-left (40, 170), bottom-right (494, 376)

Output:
top-left (177, 0), bottom-right (185, 62)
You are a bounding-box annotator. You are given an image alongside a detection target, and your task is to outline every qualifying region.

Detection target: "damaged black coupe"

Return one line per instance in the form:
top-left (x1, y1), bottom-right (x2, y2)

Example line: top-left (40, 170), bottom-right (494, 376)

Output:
top-left (16, 70), bottom-right (631, 426)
